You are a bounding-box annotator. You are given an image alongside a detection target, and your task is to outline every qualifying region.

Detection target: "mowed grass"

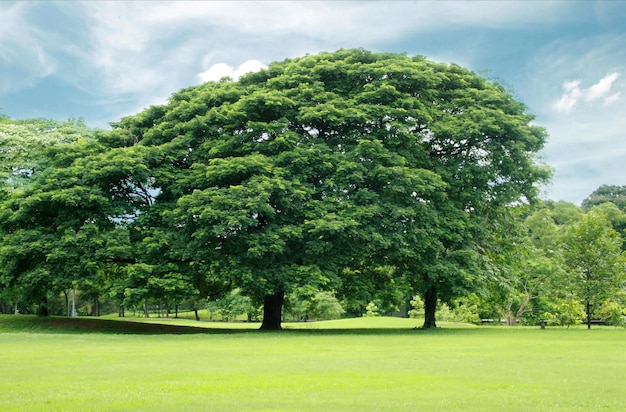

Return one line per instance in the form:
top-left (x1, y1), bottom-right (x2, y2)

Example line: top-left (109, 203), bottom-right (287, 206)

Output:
top-left (1, 315), bottom-right (625, 411)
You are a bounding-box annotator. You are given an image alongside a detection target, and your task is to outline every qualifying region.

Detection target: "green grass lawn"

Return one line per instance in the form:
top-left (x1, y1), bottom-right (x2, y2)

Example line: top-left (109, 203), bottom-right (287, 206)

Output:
top-left (1, 315), bottom-right (624, 411)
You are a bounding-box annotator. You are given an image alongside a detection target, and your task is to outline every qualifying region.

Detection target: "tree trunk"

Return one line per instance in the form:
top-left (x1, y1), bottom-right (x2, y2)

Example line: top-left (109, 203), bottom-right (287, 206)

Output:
top-left (119, 304), bottom-right (125, 317)
top-left (144, 301), bottom-right (150, 318)
top-left (260, 290), bottom-right (285, 330)
top-left (586, 300), bottom-right (591, 329)
top-left (93, 295), bottom-right (100, 317)
top-left (37, 298), bottom-right (49, 317)
top-left (63, 290), bottom-right (69, 316)
top-left (194, 309), bottom-right (200, 321)
top-left (422, 285), bottom-right (437, 329)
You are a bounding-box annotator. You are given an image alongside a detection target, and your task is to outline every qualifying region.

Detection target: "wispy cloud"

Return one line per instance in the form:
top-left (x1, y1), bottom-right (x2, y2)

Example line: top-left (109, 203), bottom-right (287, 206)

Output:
top-left (603, 91), bottom-right (621, 105)
top-left (0, 3), bottom-right (57, 93)
top-left (553, 72), bottom-right (621, 113)
top-left (2, 1), bottom-right (574, 103)
top-left (88, 2), bottom-right (569, 94)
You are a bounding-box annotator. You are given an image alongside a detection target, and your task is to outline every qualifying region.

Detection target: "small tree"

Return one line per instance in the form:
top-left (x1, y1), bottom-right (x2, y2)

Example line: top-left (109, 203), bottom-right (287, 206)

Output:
top-left (218, 288), bottom-right (252, 321)
top-left (309, 291), bottom-right (344, 321)
top-left (408, 295), bottom-right (424, 319)
top-left (561, 212), bottom-right (625, 328)
top-left (283, 287), bottom-right (315, 321)
top-left (597, 298), bottom-right (626, 327)
top-left (435, 297), bottom-right (481, 325)
top-left (364, 301), bottom-right (381, 317)
top-left (544, 297), bottom-right (585, 328)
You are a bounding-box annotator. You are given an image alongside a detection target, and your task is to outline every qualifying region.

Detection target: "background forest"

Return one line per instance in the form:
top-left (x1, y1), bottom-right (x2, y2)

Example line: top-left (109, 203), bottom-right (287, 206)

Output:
top-left (1, 50), bottom-right (624, 329)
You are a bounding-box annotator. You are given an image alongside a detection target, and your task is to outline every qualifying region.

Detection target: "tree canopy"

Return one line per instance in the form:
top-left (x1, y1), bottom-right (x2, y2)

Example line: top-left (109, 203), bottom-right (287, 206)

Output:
top-left (0, 117), bottom-right (93, 193)
top-left (107, 49), bottom-right (550, 328)
top-left (582, 184), bottom-right (626, 212)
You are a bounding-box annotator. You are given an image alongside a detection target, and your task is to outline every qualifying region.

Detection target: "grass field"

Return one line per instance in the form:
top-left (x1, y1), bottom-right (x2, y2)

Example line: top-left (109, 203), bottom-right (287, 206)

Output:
top-left (1, 315), bottom-right (625, 411)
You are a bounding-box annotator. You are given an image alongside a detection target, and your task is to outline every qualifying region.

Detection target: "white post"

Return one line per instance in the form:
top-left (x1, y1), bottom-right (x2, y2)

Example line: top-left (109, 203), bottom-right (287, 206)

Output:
top-left (71, 288), bottom-right (78, 317)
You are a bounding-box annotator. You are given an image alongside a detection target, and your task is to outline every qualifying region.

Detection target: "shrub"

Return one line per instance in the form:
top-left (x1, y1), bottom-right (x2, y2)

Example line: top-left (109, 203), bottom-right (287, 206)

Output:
top-left (408, 295), bottom-right (424, 319)
top-left (364, 301), bottom-right (381, 317)
top-left (309, 292), bottom-right (345, 321)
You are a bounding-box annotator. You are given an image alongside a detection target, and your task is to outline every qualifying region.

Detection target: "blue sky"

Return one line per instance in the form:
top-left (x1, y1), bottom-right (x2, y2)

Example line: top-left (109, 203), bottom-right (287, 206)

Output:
top-left (1, 1), bottom-right (625, 205)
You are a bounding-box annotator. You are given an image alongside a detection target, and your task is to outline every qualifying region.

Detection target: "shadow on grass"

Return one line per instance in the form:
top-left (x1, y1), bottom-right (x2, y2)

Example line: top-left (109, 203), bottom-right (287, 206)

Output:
top-left (0, 315), bottom-right (252, 335)
top-left (0, 315), bottom-right (483, 336)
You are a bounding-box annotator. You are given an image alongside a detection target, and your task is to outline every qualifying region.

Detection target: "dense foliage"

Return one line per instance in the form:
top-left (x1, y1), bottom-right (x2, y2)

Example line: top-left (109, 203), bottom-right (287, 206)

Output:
top-left (2, 49), bottom-right (623, 329)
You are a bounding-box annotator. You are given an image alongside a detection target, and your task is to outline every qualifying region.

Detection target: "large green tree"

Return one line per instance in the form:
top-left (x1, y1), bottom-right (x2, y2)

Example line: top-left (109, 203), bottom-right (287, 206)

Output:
top-left (109, 49), bottom-right (548, 329)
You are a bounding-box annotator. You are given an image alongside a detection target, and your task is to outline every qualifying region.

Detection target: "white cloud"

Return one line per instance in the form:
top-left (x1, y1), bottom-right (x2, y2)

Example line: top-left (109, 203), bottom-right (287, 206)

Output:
top-left (553, 80), bottom-right (581, 113)
top-left (553, 72), bottom-right (621, 113)
top-left (585, 72), bottom-right (620, 102)
top-left (198, 60), bottom-right (266, 83)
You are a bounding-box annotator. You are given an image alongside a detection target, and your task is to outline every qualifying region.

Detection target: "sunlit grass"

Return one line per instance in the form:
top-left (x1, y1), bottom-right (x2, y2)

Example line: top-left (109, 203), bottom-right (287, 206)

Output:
top-left (101, 312), bottom-right (429, 329)
top-left (1, 315), bottom-right (625, 411)
top-left (100, 311), bottom-right (471, 330)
